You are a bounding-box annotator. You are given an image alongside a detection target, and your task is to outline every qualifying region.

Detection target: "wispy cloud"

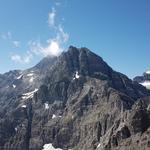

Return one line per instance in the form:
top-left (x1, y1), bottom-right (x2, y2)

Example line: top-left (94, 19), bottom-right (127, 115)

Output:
top-left (48, 7), bottom-right (56, 27)
top-left (11, 4), bottom-right (69, 64)
top-left (29, 39), bottom-right (62, 57)
top-left (43, 7), bottom-right (69, 57)
top-left (29, 24), bottom-right (69, 57)
top-left (13, 41), bottom-right (21, 48)
top-left (57, 25), bottom-right (69, 43)
top-left (11, 51), bottom-right (32, 64)
top-left (1, 32), bottom-right (12, 40)
top-left (55, 2), bottom-right (61, 6)
top-left (1, 32), bottom-right (21, 48)
top-left (28, 5), bottom-right (69, 57)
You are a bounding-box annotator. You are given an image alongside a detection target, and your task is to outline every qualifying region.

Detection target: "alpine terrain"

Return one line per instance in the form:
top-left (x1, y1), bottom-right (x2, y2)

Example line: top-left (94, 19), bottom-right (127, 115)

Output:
top-left (134, 71), bottom-right (150, 90)
top-left (0, 46), bottom-right (150, 150)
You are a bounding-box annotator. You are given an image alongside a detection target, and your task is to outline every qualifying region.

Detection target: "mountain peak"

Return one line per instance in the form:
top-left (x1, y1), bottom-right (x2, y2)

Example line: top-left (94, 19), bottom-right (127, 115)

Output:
top-left (56, 46), bottom-right (113, 78)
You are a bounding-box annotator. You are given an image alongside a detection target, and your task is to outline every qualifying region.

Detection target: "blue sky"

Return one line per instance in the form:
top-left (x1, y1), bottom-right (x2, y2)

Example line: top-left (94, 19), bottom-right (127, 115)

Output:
top-left (0, 0), bottom-right (150, 78)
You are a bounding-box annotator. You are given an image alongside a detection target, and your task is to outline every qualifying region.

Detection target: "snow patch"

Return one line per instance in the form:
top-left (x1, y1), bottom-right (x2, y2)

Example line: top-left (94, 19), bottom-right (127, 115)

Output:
top-left (75, 71), bottom-right (80, 79)
top-left (140, 81), bottom-right (150, 89)
top-left (42, 143), bottom-right (63, 150)
top-left (97, 143), bottom-right (101, 148)
top-left (29, 76), bottom-right (34, 83)
top-left (73, 71), bottom-right (80, 80)
top-left (17, 74), bottom-right (23, 80)
top-left (15, 127), bottom-right (18, 132)
top-left (27, 73), bottom-right (34, 77)
top-left (44, 103), bottom-right (49, 110)
top-left (147, 104), bottom-right (150, 110)
top-left (22, 89), bottom-right (38, 100)
top-left (21, 105), bottom-right (27, 108)
top-left (26, 73), bottom-right (35, 83)
top-left (51, 114), bottom-right (62, 119)
top-left (52, 114), bottom-right (56, 119)
top-left (13, 84), bottom-right (16, 88)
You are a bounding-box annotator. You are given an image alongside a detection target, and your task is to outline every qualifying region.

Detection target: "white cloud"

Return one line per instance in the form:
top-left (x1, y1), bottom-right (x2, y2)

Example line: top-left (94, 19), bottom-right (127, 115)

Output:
top-left (29, 25), bottom-right (69, 58)
top-left (57, 25), bottom-right (69, 43)
top-left (29, 26), bottom-right (69, 57)
top-left (48, 7), bottom-right (56, 27)
top-left (42, 40), bottom-right (61, 56)
top-left (1, 31), bottom-right (12, 40)
top-left (13, 41), bottom-right (20, 48)
top-left (10, 4), bottom-right (69, 64)
top-left (28, 40), bottom-right (43, 55)
top-left (29, 39), bottom-right (61, 57)
top-left (11, 54), bottom-right (21, 62)
top-left (11, 51), bottom-right (32, 64)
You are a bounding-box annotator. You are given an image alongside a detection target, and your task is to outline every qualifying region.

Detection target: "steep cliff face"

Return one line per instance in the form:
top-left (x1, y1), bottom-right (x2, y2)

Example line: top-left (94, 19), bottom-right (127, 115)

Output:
top-left (0, 46), bottom-right (150, 150)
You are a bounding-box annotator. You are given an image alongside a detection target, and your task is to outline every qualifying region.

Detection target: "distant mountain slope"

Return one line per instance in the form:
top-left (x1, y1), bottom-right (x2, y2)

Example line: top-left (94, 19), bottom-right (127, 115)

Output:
top-left (134, 71), bottom-right (150, 89)
top-left (0, 46), bottom-right (150, 150)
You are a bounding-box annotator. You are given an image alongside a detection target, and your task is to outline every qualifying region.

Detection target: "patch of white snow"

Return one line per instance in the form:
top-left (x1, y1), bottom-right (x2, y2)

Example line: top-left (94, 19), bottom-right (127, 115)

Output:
top-left (15, 127), bottom-right (18, 132)
top-left (21, 105), bottom-right (27, 108)
top-left (42, 143), bottom-right (63, 150)
top-left (52, 114), bottom-right (56, 119)
top-left (73, 71), bottom-right (80, 80)
top-left (97, 143), bottom-right (101, 148)
top-left (44, 103), bottom-right (49, 110)
top-left (17, 74), bottom-right (23, 80)
top-left (22, 89), bottom-right (38, 100)
top-left (75, 71), bottom-right (80, 79)
top-left (27, 73), bottom-right (34, 77)
top-left (29, 76), bottom-right (34, 83)
top-left (13, 84), bottom-right (16, 88)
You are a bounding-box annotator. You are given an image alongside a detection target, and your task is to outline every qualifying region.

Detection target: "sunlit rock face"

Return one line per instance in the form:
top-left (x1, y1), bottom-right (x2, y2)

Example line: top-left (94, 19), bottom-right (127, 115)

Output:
top-left (0, 46), bottom-right (150, 150)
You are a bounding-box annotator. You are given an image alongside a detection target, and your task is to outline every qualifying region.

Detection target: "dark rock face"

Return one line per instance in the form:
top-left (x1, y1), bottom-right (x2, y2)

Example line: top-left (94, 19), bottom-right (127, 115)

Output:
top-left (0, 46), bottom-right (150, 150)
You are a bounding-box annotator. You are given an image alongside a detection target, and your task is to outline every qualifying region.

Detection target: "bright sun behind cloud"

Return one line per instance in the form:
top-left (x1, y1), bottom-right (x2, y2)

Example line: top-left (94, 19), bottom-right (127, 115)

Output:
top-left (43, 40), bottom-right (61, 57)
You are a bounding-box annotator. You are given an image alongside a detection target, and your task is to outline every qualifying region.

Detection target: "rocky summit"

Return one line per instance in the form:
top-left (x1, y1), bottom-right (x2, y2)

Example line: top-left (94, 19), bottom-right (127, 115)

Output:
top-left (0, 46), bottom-right (150, 150)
